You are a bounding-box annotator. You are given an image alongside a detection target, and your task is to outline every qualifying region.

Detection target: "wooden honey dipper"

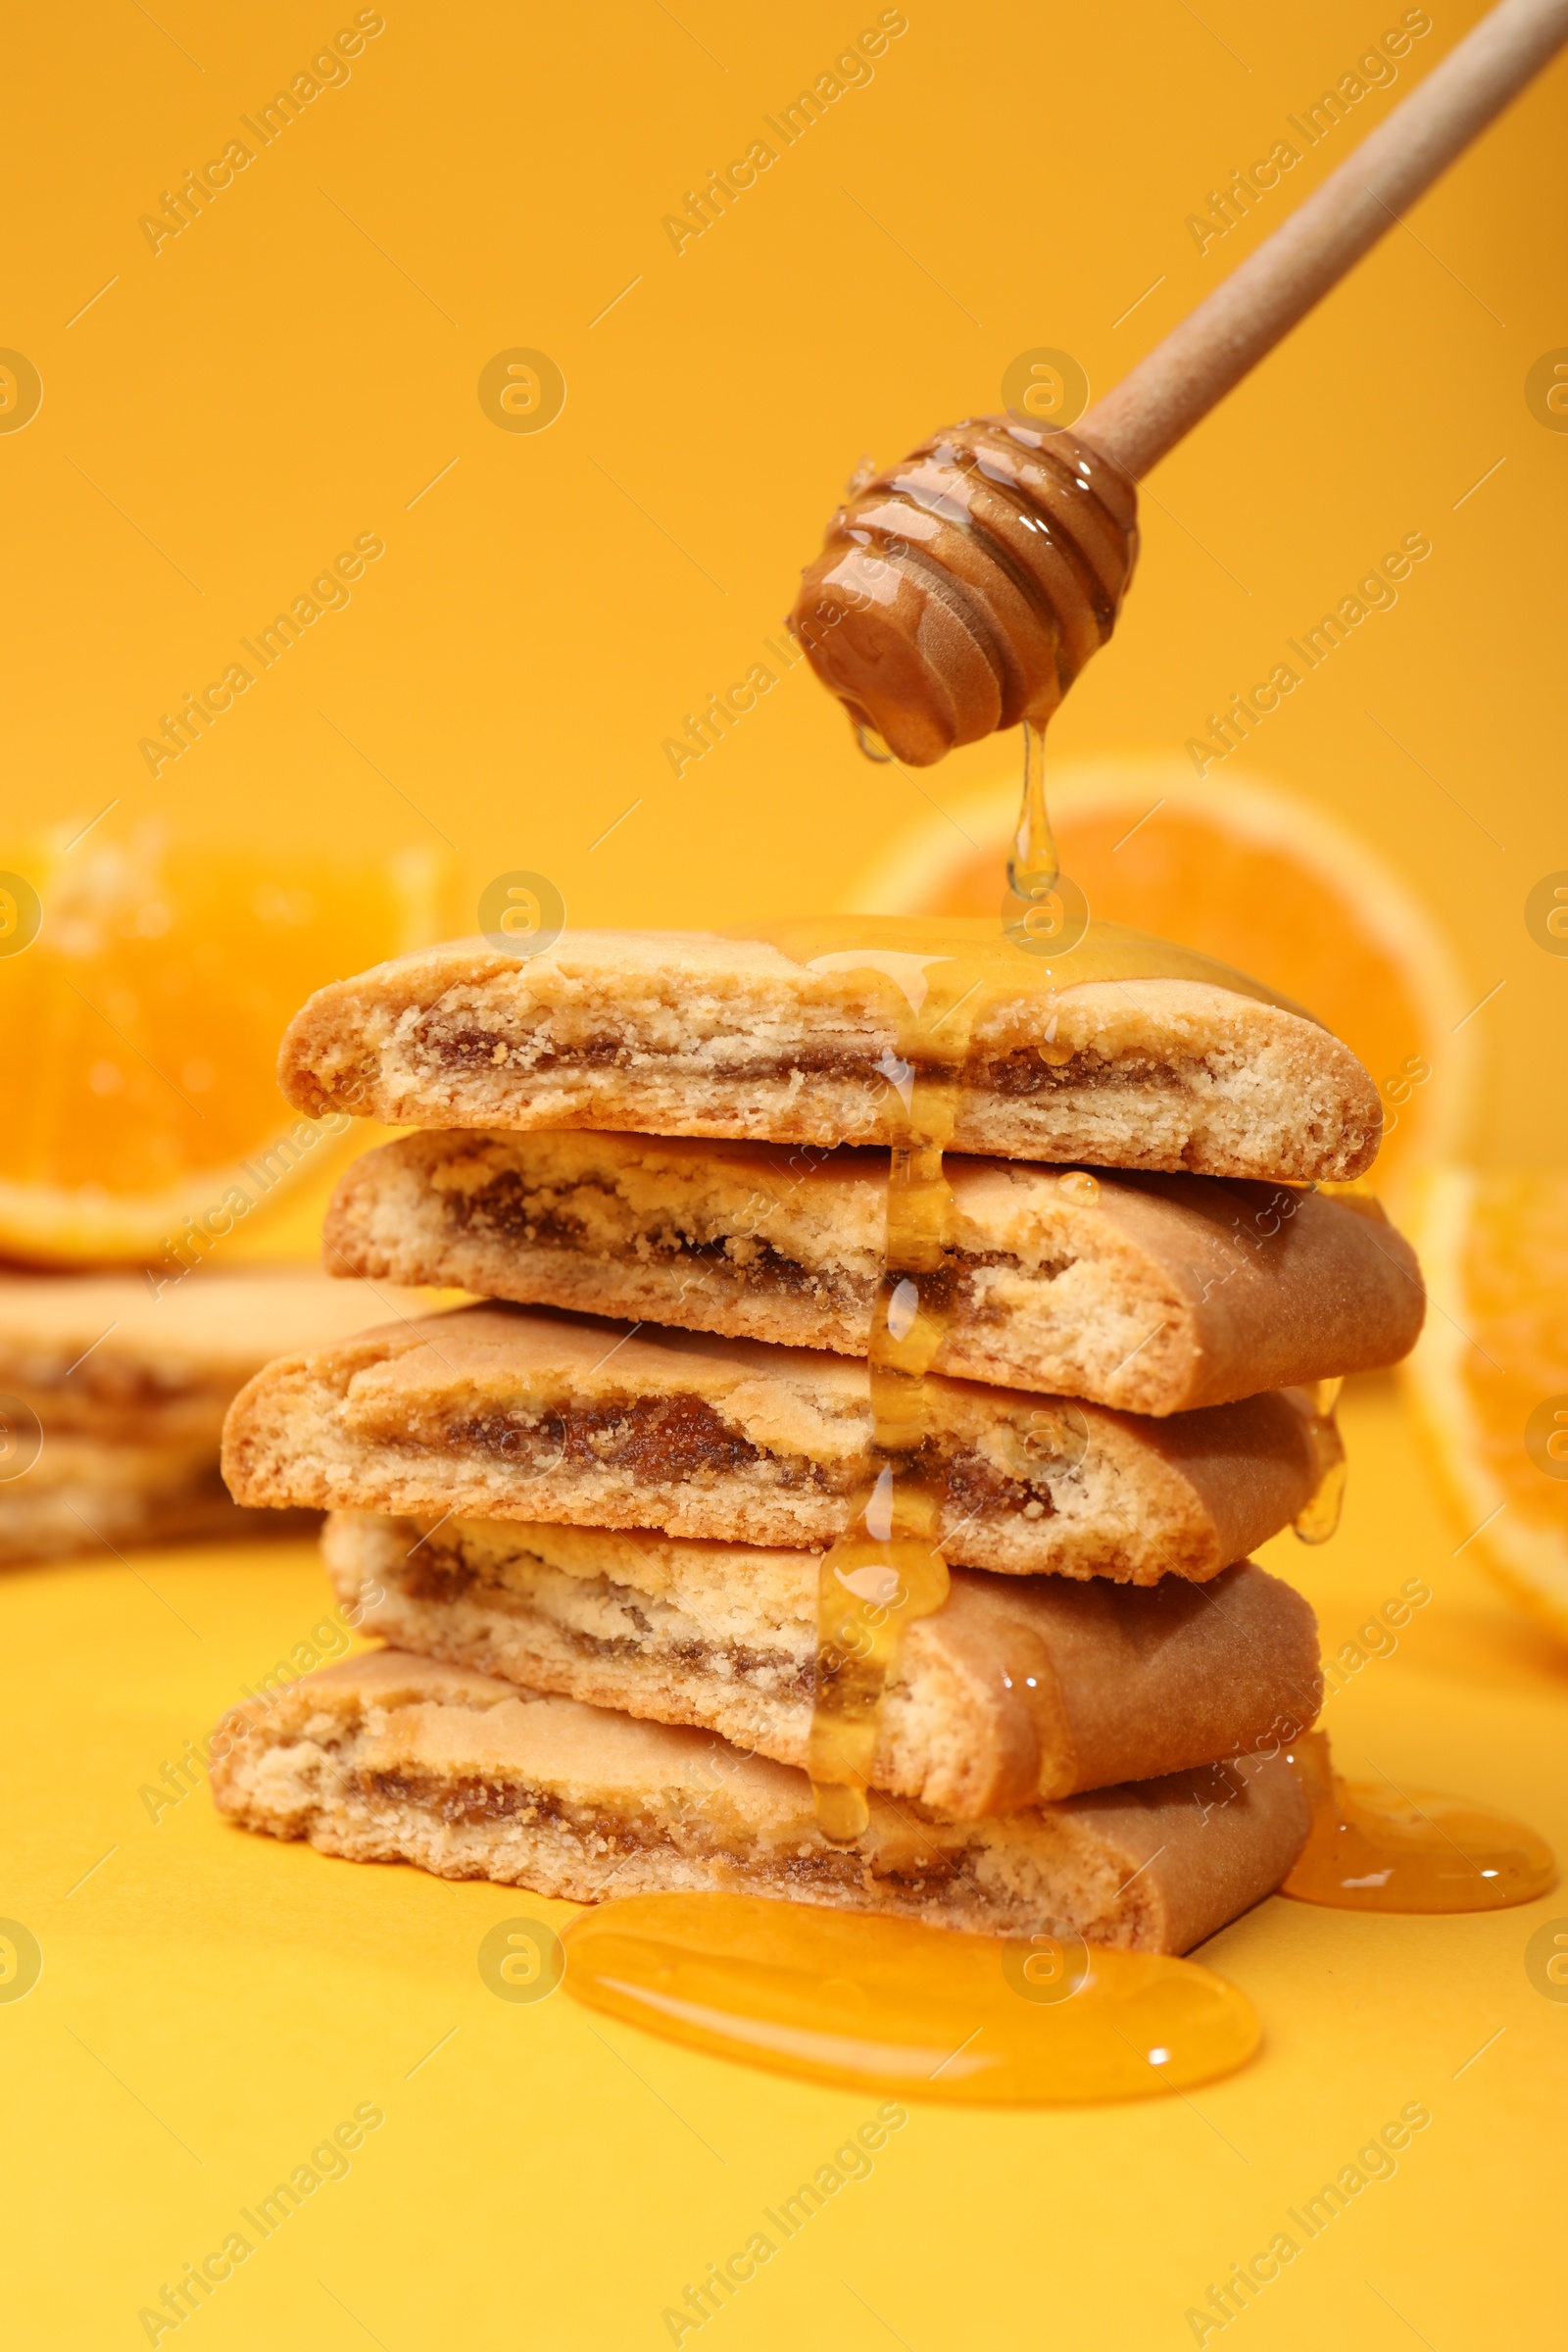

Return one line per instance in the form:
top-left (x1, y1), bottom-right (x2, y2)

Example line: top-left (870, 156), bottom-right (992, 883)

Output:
top-left (789, 0), bottom-right (1568, 892)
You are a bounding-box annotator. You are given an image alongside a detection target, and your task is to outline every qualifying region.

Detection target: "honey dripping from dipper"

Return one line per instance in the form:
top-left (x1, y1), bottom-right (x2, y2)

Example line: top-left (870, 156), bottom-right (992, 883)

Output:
top-left (785, 422), bottom-right (1344, 1797)
top-left (784, 427), bottom-right (1137, 1846)
top-left (566, 21), bottom-right (1568, 2097)
top-left (772, 391), bottom-right (1540, 1919)
top-left (791, 417), bottom-right (1138, 912)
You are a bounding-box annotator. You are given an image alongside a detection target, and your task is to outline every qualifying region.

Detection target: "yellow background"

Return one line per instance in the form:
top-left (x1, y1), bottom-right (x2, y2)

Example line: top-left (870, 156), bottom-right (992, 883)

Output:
top-left (5, 1), bottom-right (1567, 2345)
top-left (8, 0), bottom-right (1565, 1157)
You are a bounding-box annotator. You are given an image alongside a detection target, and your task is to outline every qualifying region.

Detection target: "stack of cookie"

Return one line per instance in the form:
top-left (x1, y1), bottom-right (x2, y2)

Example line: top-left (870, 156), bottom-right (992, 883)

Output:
top-left (214, 929), bottom-right (1423, 1952)
top-left (0, 1267), bottom-right (433, 1565)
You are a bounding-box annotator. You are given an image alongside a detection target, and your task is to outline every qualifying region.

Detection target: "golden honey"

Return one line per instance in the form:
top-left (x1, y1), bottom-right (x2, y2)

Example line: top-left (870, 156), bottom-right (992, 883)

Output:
top-left (1010, 715), bottom-right (1059, 898)
top-left (801, 951), bottom-right (971, 1838)
top-left (739, 908), bottom-right (1311, 1012)
top-left (712, 385), bottom-right (1548, 2096)
top-left (562, 1892), bottom-right (1260, 2105)
top-left (1293, 1378), bottom-right (1348, 1545)
top-left (553, 898), bottom-right (1535, 2111)
top-left (1282, 1731), bottom-right (1555, 1912)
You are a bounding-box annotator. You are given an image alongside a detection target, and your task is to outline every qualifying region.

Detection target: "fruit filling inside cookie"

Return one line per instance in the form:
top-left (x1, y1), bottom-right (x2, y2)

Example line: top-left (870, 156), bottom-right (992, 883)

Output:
top-left (416, 1015), bottom-right (1204, 1102)
top-left (443, 1170), bottom-right (867, 1306)
top-left (435, 1165), bottom-right (1066, 1321)
top-left (382, 1393), bottom-right (1075, 1525)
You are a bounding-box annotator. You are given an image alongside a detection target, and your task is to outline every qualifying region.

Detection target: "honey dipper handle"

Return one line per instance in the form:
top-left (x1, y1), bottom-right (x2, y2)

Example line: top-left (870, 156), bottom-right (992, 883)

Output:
top-left (1078, 0), bottom-right (1568, 477)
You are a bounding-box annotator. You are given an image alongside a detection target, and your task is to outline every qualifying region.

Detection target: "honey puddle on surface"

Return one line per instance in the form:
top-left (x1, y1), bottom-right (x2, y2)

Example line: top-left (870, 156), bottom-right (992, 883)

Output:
top-left (561, 1893), bottom-right (1260, 2105)
top-left (1283, 1731), bottom-right (1555, 1913)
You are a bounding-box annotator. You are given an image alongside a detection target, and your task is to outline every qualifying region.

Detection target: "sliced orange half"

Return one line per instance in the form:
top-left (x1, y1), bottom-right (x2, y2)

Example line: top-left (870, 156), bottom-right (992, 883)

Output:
top-left (853, 757), bottom-right (1472, 1197)
top-left (1404, 1169), bottom-right (1568, 1642)
top-left (0, 827), bottom-right (452, 1265)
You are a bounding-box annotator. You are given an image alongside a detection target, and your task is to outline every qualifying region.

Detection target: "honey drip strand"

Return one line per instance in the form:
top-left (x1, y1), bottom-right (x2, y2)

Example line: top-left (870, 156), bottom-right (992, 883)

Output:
top-left (807, 963), bottom-right (975, 1838)
top-left (1007, 717), bottom-right (1058, 900)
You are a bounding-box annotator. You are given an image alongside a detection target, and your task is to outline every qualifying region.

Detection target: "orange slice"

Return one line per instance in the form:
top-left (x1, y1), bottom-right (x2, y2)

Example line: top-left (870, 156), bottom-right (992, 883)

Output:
top-left (0, 826), bottom-right (452, 1265)
top-left (1404, 1169), bottom-right (1568, 1642)
top-left (853, 758), bottom-right (1472, 1197)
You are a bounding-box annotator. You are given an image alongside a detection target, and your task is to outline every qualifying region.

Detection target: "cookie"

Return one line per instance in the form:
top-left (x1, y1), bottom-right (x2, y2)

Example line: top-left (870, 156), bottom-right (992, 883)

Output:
top-left (0, 1266), bottom-right (444, 1447)
top-left (325, 1512), bottom-right (1322, 1819)
top-left (0, 1436), bottom-right (311, 1566)
top-left (325, 1129), bottom-right (1423, 1413)
top-left (208, 1648), bottom-right (1311, 1953)
top-left (222, 1303), bottom-right (1322, 1583)
top-left (277, 928), bottom-right (1381, 1182)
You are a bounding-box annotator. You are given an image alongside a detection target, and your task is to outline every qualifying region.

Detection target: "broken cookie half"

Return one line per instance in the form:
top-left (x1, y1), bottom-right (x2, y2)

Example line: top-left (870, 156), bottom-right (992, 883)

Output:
top-left (208, 1648), bottom-right (1311, 1953)
top-left (324, 1512), bottom-right (1323, 1820)
top-left (324, 1129), bottom-right (1423, 1413)
top-left (221, 1303), bottom-right (1325, 1583)
top-left (277, 924), bottom-right (1382, 1183)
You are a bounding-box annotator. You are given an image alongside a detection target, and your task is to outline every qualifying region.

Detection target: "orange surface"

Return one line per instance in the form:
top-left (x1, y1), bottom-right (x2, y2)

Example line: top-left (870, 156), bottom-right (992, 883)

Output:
top-left (4, 1380), bottom-right (1565, 2349)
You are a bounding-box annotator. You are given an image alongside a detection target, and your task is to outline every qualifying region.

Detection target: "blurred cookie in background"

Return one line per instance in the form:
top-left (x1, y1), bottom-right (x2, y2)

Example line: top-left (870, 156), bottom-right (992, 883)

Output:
top-left (0, 1267), bottom-right (444, 1566)
top-left (0, 1434), bottom-right (313, 1565)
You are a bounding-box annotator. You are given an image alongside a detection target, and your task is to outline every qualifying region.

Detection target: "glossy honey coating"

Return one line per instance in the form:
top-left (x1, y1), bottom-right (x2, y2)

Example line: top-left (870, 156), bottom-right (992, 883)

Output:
top-left (789, 418), bottom-right (1140, 765)
top-left (564, 1893), bottom-right (1262, 2105)
top-left (1281, 1731), bottom-right (1555, 1912)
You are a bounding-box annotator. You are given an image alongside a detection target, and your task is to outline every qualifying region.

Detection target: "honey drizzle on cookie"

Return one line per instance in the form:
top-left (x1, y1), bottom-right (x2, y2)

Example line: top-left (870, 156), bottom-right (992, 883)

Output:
top-left (738, 911), bottom-right (1342, 1838)
top-left (803, 960), bottom-right (972, 1840)
top-left (769, 403), bottom-right (1532, 1909)
top-left (1287, 1174), bottom-right (1396, 1544)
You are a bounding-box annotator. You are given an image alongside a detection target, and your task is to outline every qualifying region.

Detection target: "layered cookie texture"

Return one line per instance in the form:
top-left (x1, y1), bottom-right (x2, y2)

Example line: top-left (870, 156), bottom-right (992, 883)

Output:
top-left (0, 1268), bottom-right (436, 1567)
top-left (277, 925), bottom-right (1383, 1182)
top-left (221, 1303), bottom-right (1323, 1583)
top-left (324, 1129), bottom-right (1424, 1412)
top-left (322, 1515), bottom-right (1324, 1820)
top-left (208, 1650), bottom-right (1311, 1952)
top-left (214, 918), bottom-right (1423, 1954)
